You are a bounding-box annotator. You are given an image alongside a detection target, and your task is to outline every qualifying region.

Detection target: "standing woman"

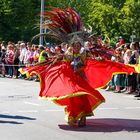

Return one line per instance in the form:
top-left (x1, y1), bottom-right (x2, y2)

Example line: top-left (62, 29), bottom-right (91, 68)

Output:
top-left (13, 44), bottom-right (20, 78)
top-left (113, 47), bottom-right (124, 93)
top-left (129, 42), bottom-right (139, 92)
top-left (0, 47), bottom-right (6, 77)
top-left (6, 44), bottom-right (15, 78)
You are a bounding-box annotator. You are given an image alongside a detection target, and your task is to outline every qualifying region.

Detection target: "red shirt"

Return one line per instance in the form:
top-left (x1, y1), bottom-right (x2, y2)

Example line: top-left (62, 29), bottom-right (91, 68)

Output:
top-left (7, 50), bottom-right (14, 64)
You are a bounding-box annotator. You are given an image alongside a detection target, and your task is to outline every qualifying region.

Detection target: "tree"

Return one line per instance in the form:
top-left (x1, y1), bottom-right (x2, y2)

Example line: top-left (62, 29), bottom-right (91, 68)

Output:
top-left (120, 0), bottom-right (140, 40)
top-left (0, 0), bottom-right (139, 43)
top-left (88, 1), bottom-right (120, 37)
top-left (0, 0), bottom-right (40, 42)
top-left (87, 0), bottom-right (140, 41)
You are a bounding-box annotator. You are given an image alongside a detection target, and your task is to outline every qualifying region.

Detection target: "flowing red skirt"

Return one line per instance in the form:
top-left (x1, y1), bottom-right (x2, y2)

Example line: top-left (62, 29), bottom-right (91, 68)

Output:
top-left (19, 60), bottom-right (136, 122)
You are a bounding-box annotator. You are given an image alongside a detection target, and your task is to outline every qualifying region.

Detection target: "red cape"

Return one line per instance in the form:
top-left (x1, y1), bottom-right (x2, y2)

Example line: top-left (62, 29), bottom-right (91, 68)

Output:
top-left (84, 60), bottom-right (136, 89)
top-left (19, 60), bottom-right (136, 121)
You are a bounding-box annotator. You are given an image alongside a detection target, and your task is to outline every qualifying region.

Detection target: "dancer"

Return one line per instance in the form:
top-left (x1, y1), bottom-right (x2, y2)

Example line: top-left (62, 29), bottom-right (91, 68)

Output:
top-left (20, 40), bottom-right (105, 127)
top-left (19, 7), bottom-right (137, 127)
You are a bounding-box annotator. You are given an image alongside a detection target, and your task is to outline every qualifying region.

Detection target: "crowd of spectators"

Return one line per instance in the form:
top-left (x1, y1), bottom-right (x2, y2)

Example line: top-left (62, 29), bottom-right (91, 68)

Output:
top-left (0, 41), bottom-right (67, 80)
top-left (105, 41), bottom-right (140, 98)
top-left (0, 36), bottom-right (140, 98)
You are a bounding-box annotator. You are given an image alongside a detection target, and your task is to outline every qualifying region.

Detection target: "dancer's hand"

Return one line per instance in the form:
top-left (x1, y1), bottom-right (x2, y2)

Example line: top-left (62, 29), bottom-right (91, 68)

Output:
top-left (95, 56), bottom-right (104, 61)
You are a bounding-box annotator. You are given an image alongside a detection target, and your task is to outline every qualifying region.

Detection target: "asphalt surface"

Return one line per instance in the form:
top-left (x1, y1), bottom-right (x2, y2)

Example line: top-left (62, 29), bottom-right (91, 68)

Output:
top-left (0, 77), bottom-right (140, 140)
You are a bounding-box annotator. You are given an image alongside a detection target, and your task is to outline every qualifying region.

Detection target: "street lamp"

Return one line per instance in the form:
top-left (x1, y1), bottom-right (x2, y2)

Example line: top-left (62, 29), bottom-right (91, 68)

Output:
top-left (39, 0), bottom-right (45, 45)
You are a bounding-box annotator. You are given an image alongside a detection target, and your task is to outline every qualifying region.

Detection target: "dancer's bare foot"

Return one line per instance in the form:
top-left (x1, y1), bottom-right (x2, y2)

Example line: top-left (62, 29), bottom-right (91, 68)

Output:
top-left (68, 120), bottom-right (78, 127)
top-left (78, 116), bottom-right (86, 127)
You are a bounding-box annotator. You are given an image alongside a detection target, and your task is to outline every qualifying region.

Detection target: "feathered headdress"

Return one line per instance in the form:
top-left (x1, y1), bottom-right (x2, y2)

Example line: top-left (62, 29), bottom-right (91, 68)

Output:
top-left (32, 7), bottom-right (89, 43)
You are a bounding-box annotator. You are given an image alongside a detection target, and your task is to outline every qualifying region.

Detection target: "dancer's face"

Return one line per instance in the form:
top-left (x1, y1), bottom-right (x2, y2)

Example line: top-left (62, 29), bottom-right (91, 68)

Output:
top-left (73, 42), bottom-right (81, 54)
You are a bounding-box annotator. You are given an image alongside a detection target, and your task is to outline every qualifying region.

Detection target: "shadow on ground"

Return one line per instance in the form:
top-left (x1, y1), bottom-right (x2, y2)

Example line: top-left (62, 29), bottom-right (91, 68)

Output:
top-left (0, 120), bottom-right (23, 124)
top-left (59, 118), bottom-right (140, 132)
top-left (0, 114), bottom-right (36, 124)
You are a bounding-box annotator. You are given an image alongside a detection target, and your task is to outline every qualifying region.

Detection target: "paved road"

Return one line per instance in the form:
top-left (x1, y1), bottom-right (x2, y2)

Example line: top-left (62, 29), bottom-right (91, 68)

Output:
top-left (0, 78), bottom-right (140, 140)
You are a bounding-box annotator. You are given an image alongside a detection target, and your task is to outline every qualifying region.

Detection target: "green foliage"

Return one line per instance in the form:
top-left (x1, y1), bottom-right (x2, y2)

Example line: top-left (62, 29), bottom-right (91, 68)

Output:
top-left (87, 0), bottom-right (140, 41)
top-left (0, 0), bottom-right (40, 42)
top-left (0, 0), bottom-right (139, 43)
top-left (120, 0), bottom-right (140, 40)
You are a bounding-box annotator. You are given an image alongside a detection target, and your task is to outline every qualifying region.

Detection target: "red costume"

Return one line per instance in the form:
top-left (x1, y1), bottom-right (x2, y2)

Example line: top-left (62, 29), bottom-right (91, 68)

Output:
top-left (20, 7), bottom-right (137, 126)
top-left (19, 59), bottom-right (136, 125)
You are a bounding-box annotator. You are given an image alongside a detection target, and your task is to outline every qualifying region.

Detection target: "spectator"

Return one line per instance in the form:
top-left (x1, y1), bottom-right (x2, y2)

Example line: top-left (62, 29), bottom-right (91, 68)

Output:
top-left (13, 44), bottom-right (20, 79)
top-left (18, 42), bottom-right (27, 79)
top-left (6, 44), bottom-right (14, 78)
